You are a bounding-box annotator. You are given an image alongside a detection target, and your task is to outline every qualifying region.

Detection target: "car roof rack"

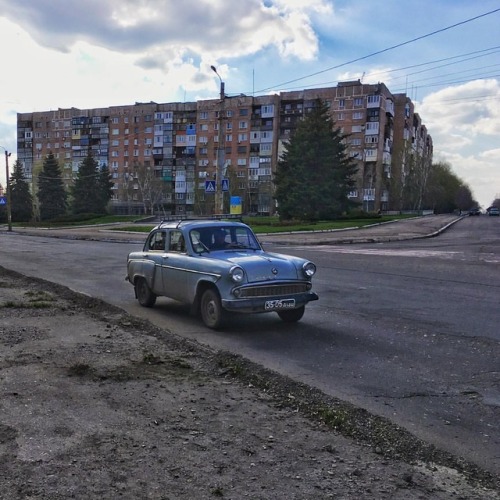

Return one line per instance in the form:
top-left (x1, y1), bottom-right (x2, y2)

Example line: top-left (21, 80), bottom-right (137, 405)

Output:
top-left (156, 215), bottom-right (244, 230)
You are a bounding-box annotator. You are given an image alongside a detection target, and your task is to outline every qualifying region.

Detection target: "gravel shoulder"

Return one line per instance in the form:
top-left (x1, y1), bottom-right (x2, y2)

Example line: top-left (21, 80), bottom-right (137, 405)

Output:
top-left (0, 266), bottom-right (498, 499)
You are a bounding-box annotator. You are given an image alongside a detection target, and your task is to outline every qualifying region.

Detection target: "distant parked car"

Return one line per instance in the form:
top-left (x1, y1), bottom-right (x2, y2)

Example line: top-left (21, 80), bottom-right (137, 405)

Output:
top-left (126, 219), bottom-right (319, 329)
top-left (488, 207), bottom-right (499, 216)
top-left (468, 207), bottom-right (481, 216)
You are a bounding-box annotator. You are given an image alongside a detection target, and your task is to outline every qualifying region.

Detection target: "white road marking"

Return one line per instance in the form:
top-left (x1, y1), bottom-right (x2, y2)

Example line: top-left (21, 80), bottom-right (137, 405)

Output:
top-left (289, 246), bottom-right (500, 263)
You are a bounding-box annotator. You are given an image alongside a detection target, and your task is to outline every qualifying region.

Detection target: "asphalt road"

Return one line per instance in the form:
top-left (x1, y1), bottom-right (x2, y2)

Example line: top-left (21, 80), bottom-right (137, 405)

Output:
top-left (0, 214), bottom-right (499, 476)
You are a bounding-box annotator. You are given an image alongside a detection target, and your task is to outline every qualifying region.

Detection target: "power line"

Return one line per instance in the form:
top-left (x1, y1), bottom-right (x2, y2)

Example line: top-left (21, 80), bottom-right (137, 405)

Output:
top-left (391, 73), bottom-right (500, 94)
top-left (255, 8), bottom-right (500, 93)
top-left (243, 45), bottom-right (500, 98)
top-left (427, 94), bottom-right (499, 104)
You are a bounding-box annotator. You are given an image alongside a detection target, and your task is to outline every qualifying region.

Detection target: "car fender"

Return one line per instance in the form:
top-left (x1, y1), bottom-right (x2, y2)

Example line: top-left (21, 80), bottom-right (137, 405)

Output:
top-left (128, 257), bottom-right (160, 293)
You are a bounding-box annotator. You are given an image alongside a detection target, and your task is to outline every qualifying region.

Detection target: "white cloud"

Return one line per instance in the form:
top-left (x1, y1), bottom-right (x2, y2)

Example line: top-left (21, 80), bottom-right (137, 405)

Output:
top-left (423, 80), bottom-right (500, 206)
top-left (0, 0), bottom-right (323, 65)
top-left (420, 80), bottom-right (500, 139)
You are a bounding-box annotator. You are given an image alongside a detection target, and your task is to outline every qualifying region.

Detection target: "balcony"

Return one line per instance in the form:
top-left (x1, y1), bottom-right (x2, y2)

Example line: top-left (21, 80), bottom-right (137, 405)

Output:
top-left (367, 95), bottom-right (381, 108)
top-left (385, 100), bottom-right (395, 117)
top-left (364, 149), bottom-right (378, 162)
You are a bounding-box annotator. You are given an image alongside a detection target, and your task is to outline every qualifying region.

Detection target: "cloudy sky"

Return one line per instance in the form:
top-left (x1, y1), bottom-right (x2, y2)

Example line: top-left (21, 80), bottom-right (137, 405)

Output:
top-left (1, 0), bottom-right (499, 208)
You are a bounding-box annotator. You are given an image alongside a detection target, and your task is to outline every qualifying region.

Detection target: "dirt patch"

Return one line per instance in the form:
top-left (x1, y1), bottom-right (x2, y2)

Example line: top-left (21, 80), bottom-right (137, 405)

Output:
top-left (0, 266), bottom-right (498, 499)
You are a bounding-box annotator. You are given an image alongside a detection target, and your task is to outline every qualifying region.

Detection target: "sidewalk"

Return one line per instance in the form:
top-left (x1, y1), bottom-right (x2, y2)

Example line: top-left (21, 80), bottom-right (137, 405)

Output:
top-left (1, 214), bottom-right (463, 245)
top-left (259, 214), bottom-right (463, 246)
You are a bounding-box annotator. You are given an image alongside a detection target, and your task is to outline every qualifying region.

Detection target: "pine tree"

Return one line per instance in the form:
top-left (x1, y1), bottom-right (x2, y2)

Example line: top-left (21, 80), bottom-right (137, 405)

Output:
top-left (71, 153), bottom-right (100, 214)
top-left (274, 99), bottom-right (358, 221)
top-left (97, 164), bottom-right (114, 214)
top-left (37, 152), bottom-right (67, 221)
top-left (10, 160), bottom-right (33, 222)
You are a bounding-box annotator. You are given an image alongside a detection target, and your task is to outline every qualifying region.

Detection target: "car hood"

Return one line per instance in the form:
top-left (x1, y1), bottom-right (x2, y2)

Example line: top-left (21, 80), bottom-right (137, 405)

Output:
top-left (221, 251), bottom-right (301, 282)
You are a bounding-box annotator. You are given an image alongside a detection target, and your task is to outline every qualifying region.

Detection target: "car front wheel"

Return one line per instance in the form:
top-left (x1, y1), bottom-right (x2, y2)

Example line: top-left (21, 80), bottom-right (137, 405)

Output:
top-left (135, 277), bottom-right (157, 307)
top-left (200, 288), bottom-right (224, 329)
top-left (277, 305), bottom-right (305, 323)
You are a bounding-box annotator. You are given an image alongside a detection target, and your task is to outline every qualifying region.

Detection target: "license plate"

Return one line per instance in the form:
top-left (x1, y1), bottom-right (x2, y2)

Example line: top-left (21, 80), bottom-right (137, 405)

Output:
top-left (265, 298), bottom-right (296, 310)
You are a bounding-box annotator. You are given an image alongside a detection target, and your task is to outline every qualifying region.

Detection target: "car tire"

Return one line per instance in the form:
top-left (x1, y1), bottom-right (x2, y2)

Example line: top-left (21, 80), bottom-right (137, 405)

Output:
top-left (278, 305), bottom-right (305, 323)
top-left (135, 277), bottom-right (157, 307)
top-left (200, 288), bottom-right (224, 329)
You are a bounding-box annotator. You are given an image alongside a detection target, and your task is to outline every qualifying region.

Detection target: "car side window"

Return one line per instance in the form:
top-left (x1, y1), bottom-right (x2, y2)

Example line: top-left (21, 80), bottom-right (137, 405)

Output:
top-left (169, 230), bottom-right (186, 253)
top-left (148, 231), bottom-right (166, 251)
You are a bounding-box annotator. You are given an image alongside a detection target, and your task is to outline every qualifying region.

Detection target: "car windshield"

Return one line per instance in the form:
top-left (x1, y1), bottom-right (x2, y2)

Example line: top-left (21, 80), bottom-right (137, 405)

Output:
top-left (189, 226), bottom-right (261, 253)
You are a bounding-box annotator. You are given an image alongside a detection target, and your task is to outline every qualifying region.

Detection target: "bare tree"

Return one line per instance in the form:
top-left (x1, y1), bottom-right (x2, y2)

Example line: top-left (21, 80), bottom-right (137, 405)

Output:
top-left (122, 162), bottom-right (169, 216)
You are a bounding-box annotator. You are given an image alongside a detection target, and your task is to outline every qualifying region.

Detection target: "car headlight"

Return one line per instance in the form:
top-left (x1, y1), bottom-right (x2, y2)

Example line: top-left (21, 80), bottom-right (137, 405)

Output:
top-left (303, 262), bottom-right (316, 278)
top-left (230, 266), bottom-right (245, 283)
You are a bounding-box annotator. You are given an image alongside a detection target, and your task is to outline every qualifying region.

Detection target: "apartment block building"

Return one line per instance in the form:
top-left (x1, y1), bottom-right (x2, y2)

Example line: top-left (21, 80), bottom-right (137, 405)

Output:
top-left (16, 80), bottom-right (432, 215)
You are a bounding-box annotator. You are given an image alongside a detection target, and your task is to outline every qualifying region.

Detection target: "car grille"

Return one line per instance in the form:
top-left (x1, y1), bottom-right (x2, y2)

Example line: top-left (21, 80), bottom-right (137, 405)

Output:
top-left (237, 282), bottom-right (310, 298)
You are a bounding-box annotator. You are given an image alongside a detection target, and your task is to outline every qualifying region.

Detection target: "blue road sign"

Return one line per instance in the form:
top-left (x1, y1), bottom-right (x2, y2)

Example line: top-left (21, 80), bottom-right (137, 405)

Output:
top-left (205, 180), bottom-right (216, 193)
top-left (221, 179), bottom-right (229, 192)
top-left (0, 196), bottom-right (6, 205)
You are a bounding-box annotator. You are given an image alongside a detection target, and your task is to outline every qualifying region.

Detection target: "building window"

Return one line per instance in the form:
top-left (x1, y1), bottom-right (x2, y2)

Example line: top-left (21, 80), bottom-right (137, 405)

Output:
top-left (365, 122), bottom-right (379, 134)
top-left (262, 105), bottom-right (274, 116)
top-left (354, 97), bottom-right (363, 107)
top-left (367, 95), bottom-right (381, 106)
top-left (353, 112), bottom-right (363, 120)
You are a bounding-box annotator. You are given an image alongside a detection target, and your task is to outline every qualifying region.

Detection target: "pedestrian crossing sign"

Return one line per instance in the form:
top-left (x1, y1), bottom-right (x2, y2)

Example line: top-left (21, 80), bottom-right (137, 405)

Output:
top-left (205, 180), bottom-right (216, 193)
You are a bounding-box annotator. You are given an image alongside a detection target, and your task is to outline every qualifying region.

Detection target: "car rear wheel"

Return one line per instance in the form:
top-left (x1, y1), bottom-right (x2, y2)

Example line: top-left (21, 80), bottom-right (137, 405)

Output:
top-left (277, 305), bottom-right (305, 323)
top-left (135, 277), bottom-right (157, 307)
top-left (200, 288), bottom-right (224, 329)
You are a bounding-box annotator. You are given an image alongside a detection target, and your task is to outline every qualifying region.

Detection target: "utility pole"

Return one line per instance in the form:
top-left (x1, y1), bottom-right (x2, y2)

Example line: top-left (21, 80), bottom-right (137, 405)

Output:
top-left (211, 65), bottom-right (225, 215)
top-left (1, 148), bottom-right (12, 231)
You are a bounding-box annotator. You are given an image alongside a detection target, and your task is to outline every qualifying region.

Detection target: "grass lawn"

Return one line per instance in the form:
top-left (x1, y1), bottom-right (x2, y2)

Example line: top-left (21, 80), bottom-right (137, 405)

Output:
top-left (107, 214), bottom-right (416, 235)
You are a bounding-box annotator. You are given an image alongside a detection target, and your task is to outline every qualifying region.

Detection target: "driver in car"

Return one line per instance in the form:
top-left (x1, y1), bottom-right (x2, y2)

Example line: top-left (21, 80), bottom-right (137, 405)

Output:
top-left (211, 229), bottom-right (229, 250)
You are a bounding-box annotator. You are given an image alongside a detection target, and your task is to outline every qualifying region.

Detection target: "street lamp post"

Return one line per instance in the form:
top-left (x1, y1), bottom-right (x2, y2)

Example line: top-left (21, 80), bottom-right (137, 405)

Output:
top-left (211, 65), bottom-right (225, 215)
top-left (1, 147), bottom-right (12, 232)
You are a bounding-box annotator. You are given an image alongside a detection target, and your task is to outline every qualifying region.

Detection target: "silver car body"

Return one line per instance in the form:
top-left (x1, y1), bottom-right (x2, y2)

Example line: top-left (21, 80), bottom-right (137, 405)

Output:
top-left (126, 220), bottom-right (318, 328)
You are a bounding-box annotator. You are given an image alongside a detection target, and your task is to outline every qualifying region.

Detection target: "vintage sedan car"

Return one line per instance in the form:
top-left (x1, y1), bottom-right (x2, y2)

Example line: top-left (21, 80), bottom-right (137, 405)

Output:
top-left (126, 219), bottom-right (319, 329)
top-left (487, 207), bottom-right (499, 216)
